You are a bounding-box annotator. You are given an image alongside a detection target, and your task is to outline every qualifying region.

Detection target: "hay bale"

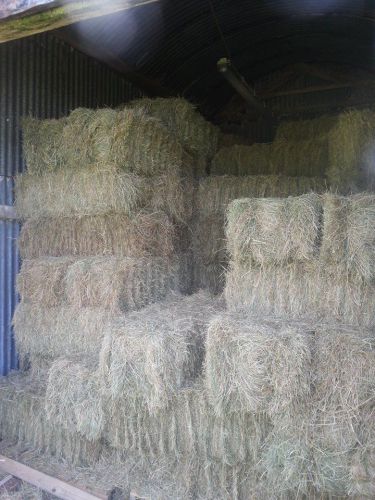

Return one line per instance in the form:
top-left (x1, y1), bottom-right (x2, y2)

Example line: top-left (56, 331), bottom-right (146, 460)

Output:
top-left (100, 292), bottom-right (223, 413)
top-left (226, 194), bottom-right (322, 266)
top-left (225, 261), bottom-right (375, 328)
top-left (17, 256), bottom-right (180, 312)
top-left (219, 133), bottom-right (252, 148)
top-left (327, 109), bottom-right (375, 191)
top-left (271, 138), bottom-right (329, 177)
top-left (22, 107), bottom-right (193, 176)
top-left (205, 312), bottom-right (312, 418)
top-left (22, 116), bottom-right (67, 175)
top-left (15, 166), bottom-right (187, 220)
top-left (196, 175), bottom-right (327, 213)
top-left (321, 193), bottom-right (375, 282)
top-left (210, 144), bottom-right (273, 176)
top-left (192, 212), bottom-right (226, 265)
top-left (13, 303), bottom-right (116, 362)
top-left (0, 372), bottom-right (102, 466)
top-left (18, 212), bottom-right (177, 259)
top-left (128, 97), bottom-right (220, 162)
top-left (275, 115), bottom-right (336, 142)
top-left (45, 358), bottom-right (105, 441)
top-left (192, 259), bottom-right (227, 295)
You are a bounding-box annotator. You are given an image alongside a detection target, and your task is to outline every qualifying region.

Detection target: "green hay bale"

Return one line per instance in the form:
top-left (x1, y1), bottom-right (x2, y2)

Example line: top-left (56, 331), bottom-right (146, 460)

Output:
top-left (100, 292), bottom-right (222, 413)
top-left (21, 116), bottom-right (67, 175)
top-left (13, 303), bottom-right (118, 363)
top-left (211, 144), bottom-right (273, 176)
top-left (196, 175), bottom-right (327, 213)
top-left (15, 166), bottom-right (188, 221)
top-left (327, 109), bottom-right (375, 191)
top-left (17, 256), bottom-right (181, 312)
top-left (226, 194), bottom-right (322, 266)
top-left (225, 261), bottom-right (375, 328)
top-left (46, 358), bottom-right (105, 441)
top-left (0, 373), bottom-right (102, 466)
top-left (321, 193), bottom-right (375, 282)
top-left (275, 115), bottom-right (336, 142)
top-left (205, 312), bottom-right (312, 418)
top-left (18, 212), bottom-right (177, 259)
top-left (128, 97), bottom-right (220, 162)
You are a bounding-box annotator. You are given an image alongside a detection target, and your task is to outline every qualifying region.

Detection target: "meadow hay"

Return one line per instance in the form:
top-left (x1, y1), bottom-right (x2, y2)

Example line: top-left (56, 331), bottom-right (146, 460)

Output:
top-left (205, 312), bottom-right (312, 418)
top-left (18, 212), bottom-right (177, 259)
top-left (128, 97), bottom-right (220, 162)
top-left (66, 256), bottom-right (181, 312)
top-left (321, 192), bottom-right (375, 281)
top-left (226, 194), bottom-right (322, 266)
top-left (225, 261), bottom-right (375, 327)
top-left (17, 256), bottom-right (181, 312)
top-left (327, 109), bottom-right (375, 191)
top-left (219, 133), bottom-right (251, 148)
top-left (192, 258), bottom-right (227, 295)
top-left (15, 166), bottom-right (187, 220)
top-left (275, 115), bottom-right (336, 142)
top-left (0, 372), bottom-right (102, 466)
top-left (22, 107), bottom-right (192, 176)
top-left (196, 175), bottom-right (327, 213)
top-left (45, 358), bottom-right (105, 441)
top-left (100, 292), bottom-right (223, 413)
top-left (271, 138), bottom-right (329, 177)
top-left (211, 144), bottom-right (273, 176)
top-left (192, 211), bottom-right (226, 264)
top-left (21, 116), bottom-right (67, 174)
top-left (13, 303), bottom-right (117, 362)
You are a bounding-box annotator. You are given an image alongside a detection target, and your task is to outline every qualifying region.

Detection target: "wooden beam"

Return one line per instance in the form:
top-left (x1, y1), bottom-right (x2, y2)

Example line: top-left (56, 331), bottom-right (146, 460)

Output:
top-left (259, 81), bottom-right (375, 99)
top-left (0, 0), bottom-right (159, 43)
top-left (0, 205), bottom-right (17, 221)
top-left (0, 455), bottom-right (109, 500)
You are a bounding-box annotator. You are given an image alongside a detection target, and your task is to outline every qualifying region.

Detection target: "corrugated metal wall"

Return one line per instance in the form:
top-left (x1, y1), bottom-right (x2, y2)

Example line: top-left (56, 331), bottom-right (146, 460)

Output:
top-left (0, 32), bottom-right (141, 376)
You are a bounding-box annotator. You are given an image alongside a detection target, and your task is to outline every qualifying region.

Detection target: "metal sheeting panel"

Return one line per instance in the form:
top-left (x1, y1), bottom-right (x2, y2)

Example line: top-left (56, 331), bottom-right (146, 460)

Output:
top-left (0, 32), bottom-right (141, 376)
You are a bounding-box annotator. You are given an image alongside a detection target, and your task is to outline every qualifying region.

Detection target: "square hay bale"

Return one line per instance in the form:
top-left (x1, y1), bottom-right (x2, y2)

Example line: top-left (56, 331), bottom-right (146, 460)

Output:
top-left (13, 303), bottom-right (117, 362)
top-left (17, 257), bottom-right (181, 312)
top-left (210, 144), bottom-right (274, 176)
top-left (275, 115), bottom-right (336, 142)
top-left (327, 109), bottom-right (375, 191)
top-left (100, 292), bottom-right (223, 413)
top-left (128, 97), bottom-right (220, 162)
top-left (205, 312), bottom-right (312, 419)
top-left (226, 194), bottom-right (322, 266)
top-left (15, 166), bottom-right (187, 221)
top-left (65, 256), bottom-right (181, 312)
top-left (196, 175), bottom-right (327, 214)
top-left (192, 259), bottom-right (227, 295)
top-left (311, 327), bottom-right (375, 496)
top-left (271, 138), bottom-right (329, 177)
top-left (0, 372), bottom-right (102, 466)
top-left (18, 212), bottom-right (177, 259)
top-left (225, 261), bottom-right (375, 328)
top-left (321, 193), bottom-right (375, 282)
top-left (192, 211), bottom-right (226, 265)
top-left (45, 358), bottom-right (105, 441)
top-left (22, 107), bottom-right (193, 176)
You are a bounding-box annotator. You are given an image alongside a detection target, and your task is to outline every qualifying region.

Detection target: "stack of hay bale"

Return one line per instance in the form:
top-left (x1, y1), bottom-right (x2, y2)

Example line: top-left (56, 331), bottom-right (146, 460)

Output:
top-left (0, 100), bottom-right (225, 478)
top-left (203, 192), bottom-right (375, 497)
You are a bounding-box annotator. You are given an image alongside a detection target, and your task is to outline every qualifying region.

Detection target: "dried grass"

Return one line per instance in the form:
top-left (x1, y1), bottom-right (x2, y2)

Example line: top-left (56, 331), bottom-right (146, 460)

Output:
top-left (192, 212), bottom-right (226, 264)
top-left (22, 107), bottom-right (193, 176)
top-left (100, 292), bottom-right (223, 413)
top-left (211, 144), bottom-right (273, 176)
top-left (205, 312), bottom-right (312, 418)
top-left (12, 303), bottom-right (116, 362)
top-left (327, 109), bottom-right (375, 191)
top-left (17, 256), bottom-right (180, 312)
top-left (45, 358), bottom-right (105, 441)
top-left (226, 194), bottom-right (322, 266)
top-left (196, 175), bottom-right (327, 213)
top-left (321, 192), bottom-right (375, 281)
top-left (192, 259), bottom-right (227, 295)
top-left (128, 97), bottom-right (220, 162)
top-left (275, 115), bottom-right (336, 142)
top-left (15, 166), bottom-right (187, 220)
top-left (225, 261), bottom-right (375, 328)
top-left (18, 212), bottom-right (177, 259)
top-left (0, 372), bottom-right (102, 466)
top-left (271, 138), bottom-right (329, 177)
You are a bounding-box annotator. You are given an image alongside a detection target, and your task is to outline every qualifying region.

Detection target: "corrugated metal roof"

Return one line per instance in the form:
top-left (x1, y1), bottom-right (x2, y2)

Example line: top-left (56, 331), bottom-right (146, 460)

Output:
top-left (60, 0), bottom-right (375, 115)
